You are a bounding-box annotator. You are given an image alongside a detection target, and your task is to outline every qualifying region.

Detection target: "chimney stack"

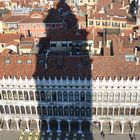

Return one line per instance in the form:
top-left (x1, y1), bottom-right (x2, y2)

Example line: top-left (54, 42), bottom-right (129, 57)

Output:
top-left (99, 41), bottom-right (102, 48)
top-left (135, 47), bottom-right (137, 56)
top-left (121, 1), bottom-right (125, 7)
top-left (109, 3), bottom-right (113, 9)
top-left (136, 57), bottom-right (139, 65)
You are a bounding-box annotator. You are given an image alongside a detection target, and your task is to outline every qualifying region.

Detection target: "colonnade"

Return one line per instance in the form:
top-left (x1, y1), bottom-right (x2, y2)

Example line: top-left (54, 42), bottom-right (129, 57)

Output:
top-left (0, 118), bottom-right (139, 134)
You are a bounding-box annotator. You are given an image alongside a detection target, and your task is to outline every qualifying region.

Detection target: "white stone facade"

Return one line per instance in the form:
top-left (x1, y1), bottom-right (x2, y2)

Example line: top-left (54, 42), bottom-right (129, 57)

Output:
top-left (0, 76), bottom-right (140, 133)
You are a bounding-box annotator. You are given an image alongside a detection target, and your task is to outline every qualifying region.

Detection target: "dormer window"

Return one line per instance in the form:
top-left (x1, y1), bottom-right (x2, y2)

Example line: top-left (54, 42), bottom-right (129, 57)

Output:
top-left (51, 43), bottom-right (56, 47)
top-left (5, 59), bottom-right (10, 64)
top-left (17, 60), bottom-right (22, 64)
top-left (27, 60), bottom-right (32, 64)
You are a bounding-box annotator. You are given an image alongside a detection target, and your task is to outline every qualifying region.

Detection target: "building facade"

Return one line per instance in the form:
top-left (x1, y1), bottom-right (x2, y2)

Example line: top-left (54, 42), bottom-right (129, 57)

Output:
top-left (0, 76), bottom-right (140, 134)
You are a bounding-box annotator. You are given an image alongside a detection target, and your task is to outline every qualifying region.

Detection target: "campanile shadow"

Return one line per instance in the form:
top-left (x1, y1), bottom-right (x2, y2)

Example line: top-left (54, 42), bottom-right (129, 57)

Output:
top-left (33, 0), bottom-right (93, 140)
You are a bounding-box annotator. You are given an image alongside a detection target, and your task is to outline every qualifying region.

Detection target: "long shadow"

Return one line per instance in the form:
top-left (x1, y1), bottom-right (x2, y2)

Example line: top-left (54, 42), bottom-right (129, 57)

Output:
top-left (33, 0), bottom-right (93, 139)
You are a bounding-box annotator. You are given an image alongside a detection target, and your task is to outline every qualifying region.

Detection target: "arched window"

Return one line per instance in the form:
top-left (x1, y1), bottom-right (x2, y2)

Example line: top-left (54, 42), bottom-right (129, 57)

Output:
top-left (64, 106), bottom-right (69, 116)
top-left (58, 106), bottom-right (63, 116)
top-left (125, 107), bottom-right (130, 116)
top-left (58, 91), bottom-right (62, 101)
top-left (114, 107), bottom-right (119, 115)
top-left (80, 92), bottom-right (85, 102)
top-left (10, 105), bottom-right (15, 114)
top-left (70, 106), bottom-right (74, 116)
top-left (15, 106), bottom-right (20, 114)
top-left (37, 106), bottom-right (42, 115)
top-left (136, 108), bottom-right (140, 116)
top-left (46, 91), bottom-right (51, 101)
top-left (52, 92), bottom-right (57, 101)
top-left (86, 107), bottom-right (91, 116)
top-left (120, 107), bottom-right (124, 115)
top-left (0, 105), bottom-right (4, 113)
top-left (35, 91), bottom-right (40, 101)
top-left (41, 91), bottom-right (46, 101)
top-left (86, 91), bottom-right (91, 102)
top-left (21, 106), bottom-right (25, 114)
top-left (75, 92), bottom-right (79, 102)
top-left (92, 107), bottom-right (96, 115)
top-left (63, 91), bottom-right (68, 101)
top-left (53, 106), bottom-right (58, 115)
top-left (24, 91), bottom-right (29, 100)
top-left (29, 91), bottom-right (34, 100)
top-left (26, 106), bottom-right (31, 114)
top-left (75, 107), bottom-right (80, 116)
top-left (48, 106), bottom-right (52, 116)
top-left (2, 90), bottom-right (7, 100)
top-left (5, 105), bottom-right (9, 114)
top-left (108, 107), bottom-right (113, 115)
top-left (69, 91), bottom-right (74, 101)
top-left (7, 90), bottom-right (12, 100)
top-left (131, 108), bottom-right (135, 116)
top-left (81, 107), bottom-right (85, 116)
top-left (97, 107), bottom-right (102, 115)
top-left (18, 91), bottom-right (23, 100)
top-left (31, 106), bottom-right (36, 114)
top-left (103, 107), bottom-right (107, 115)
top-left (13, 90), bottom-right (18, 100)
top-left (42, 106), bottom-right (47, 115)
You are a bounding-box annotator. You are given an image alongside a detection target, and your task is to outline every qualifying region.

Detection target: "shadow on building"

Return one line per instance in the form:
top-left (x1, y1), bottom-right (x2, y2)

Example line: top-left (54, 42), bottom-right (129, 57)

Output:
top-left (32, 0), bottom-right (94, 140)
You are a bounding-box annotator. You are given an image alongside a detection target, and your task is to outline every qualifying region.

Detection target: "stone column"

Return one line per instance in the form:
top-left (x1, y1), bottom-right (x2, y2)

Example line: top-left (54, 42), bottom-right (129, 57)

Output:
top-left (57, 120), bottom-right (61, 133)
top-left (96, 107), bottom-right (98, 116)
top-left (15, 119), bottom-right (19, 130)
top-left (78, 121), bottom-right (82, 134)
top-left (110, 121), bottom-right (114, 134)
top-left (68, 121), bottom-right (71, 132)
top-left (25, 120), bottom-right (29, 130)
top-left (100, 121), bottom-right (103, 132)
top-left (47, 120), bottom-right (51, 132)
top-left (36, 120), bottom-right (40, 132)
top-left (5, 119), bottom-right (9, 130)
top-left (121, 122), bottom-right (125, 133)
top-left (131, 122), bottom-right (136, 133)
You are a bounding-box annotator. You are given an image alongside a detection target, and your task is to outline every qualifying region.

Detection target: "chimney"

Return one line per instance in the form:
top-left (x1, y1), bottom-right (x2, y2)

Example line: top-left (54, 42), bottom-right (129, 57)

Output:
top-left (103, 29), bottom-right (107, 45)
top-left (109, 3), bottom-right (113, 9)
top-left (91, 63), bottom-right (93, 70)
top-left (121, 1), bottom-right (125, 7)
top-left (106, 40), bottom-right (112, 48)
top-left (136, 57), bottom-right (139, 65)
top-left (134, 47), bottom-right (137, 56)
top-left (85, 14), bottom-right (88, 27)
top-left (99, 41), bottom-right (102, 48)
top-left (129, 34), bottom-right (133, 43)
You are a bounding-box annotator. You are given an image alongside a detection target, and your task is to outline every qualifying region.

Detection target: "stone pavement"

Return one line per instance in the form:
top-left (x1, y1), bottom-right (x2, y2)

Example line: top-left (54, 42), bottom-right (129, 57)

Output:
top-left (0, 130), bottom-right (140, 140)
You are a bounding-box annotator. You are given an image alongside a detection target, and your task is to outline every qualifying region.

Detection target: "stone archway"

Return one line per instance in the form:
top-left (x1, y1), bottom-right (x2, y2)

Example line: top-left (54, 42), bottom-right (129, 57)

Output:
top-left (60, 120), bottom-right (68, 132)
top-left (9, 119), bottom-right (17, 130)
top-left (49, 120), bottom-right (58, 131)
top-left (81, 121), bottom-right (90, 132)
top-left (41, 120), bottom-right (48, 130)
top-left (30, 120), bottom-right (37, 131)
top-left (70, 121), bottom-right (79, 132)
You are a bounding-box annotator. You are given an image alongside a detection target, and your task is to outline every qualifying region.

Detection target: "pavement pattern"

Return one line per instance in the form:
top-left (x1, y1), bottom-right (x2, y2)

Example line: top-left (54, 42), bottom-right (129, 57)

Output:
top-left (0, 130), bottom-right (140, 140)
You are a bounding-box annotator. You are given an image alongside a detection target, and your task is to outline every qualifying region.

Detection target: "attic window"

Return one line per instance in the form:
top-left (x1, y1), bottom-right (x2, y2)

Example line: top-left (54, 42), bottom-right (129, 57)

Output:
top-left (5, 59), bottom-right (10, 64)
top-left (17, 60), bottom-right (22, 64)
top-left (125, 55), bottom-right (135, 62)
top-left (27, 60), bottom-right (32, 64)
top-left (62, 43), bottom-right (67, 47)
top-left (51, 43), bottom-right (56, 47)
